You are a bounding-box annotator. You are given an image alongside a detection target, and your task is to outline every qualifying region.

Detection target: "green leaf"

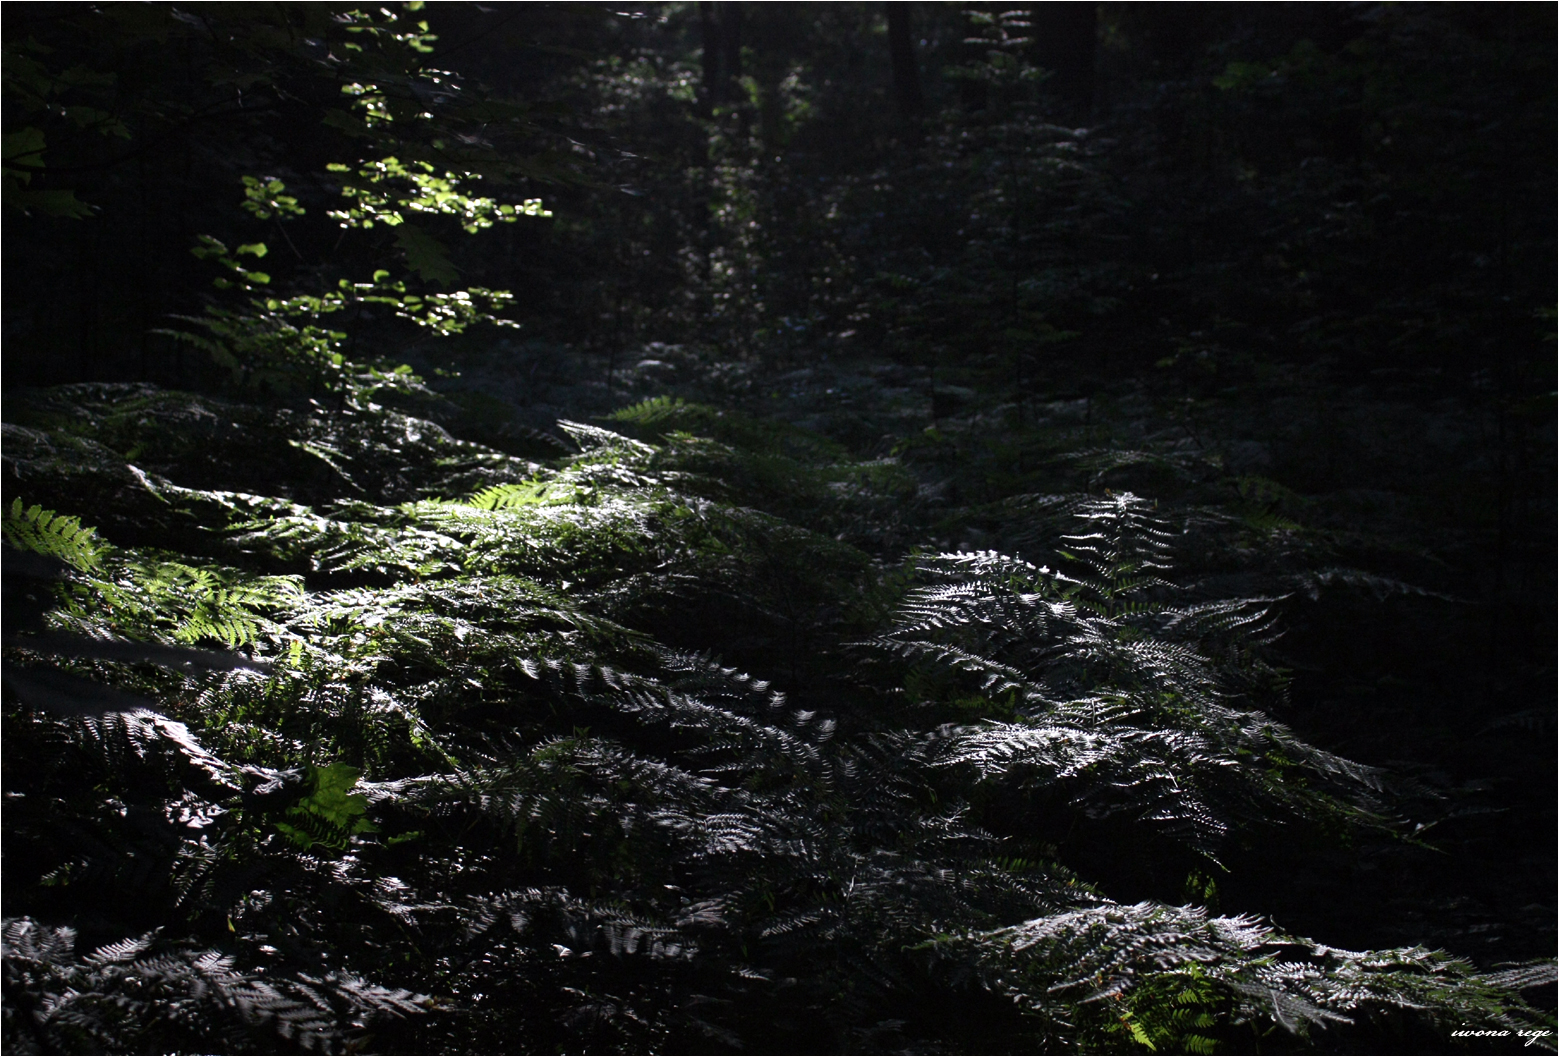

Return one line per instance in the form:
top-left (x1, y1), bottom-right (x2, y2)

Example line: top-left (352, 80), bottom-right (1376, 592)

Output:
top-left (300, 763), bottom-right (373, 829)
top-left (2, 127), bottom-right (46, 166)
top-left (3, 499), bottom-right (105, 570)
top-left (236, 242), bottom-right (268, 258)
top-left (5, 187), bottom-right (92, 218)
top-left (278, 762), bottom-right (378, 850)
top-left (394, 223), bottom-right (459, 286)
top-left (1124, 1016), bottom-right (1157, 1051)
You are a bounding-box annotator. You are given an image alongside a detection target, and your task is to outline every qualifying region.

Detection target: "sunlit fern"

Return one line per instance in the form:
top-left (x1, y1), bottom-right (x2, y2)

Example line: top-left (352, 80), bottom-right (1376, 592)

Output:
top-left (3, 388), bottom-right (1551, 1054)
top-left (871, 495), bottom-right (1383, 856)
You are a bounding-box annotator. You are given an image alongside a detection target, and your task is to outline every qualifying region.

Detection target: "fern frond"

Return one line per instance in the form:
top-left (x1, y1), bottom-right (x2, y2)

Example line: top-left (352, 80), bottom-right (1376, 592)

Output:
top-left (3, 499), bottom-right (105, 571)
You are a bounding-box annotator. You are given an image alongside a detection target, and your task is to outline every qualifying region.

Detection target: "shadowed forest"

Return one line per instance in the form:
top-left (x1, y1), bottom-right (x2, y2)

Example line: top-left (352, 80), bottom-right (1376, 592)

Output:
top-left (2, 3), bottom-right (1555, 1053)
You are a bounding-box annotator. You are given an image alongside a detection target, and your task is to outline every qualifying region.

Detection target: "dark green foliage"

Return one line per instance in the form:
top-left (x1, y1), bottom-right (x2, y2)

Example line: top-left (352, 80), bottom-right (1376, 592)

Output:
top-left (3, 389), bottom-right (1551, 1054)
top-left (3, 917), bottom-right (427, 1055)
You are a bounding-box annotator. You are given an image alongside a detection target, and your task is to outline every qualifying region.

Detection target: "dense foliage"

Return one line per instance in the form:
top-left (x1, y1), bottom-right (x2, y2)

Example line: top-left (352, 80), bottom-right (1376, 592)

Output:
top-left (3, 3), bottom-right (1554, 1054)
top-left (3, 384), bottom-right (1549, 1053)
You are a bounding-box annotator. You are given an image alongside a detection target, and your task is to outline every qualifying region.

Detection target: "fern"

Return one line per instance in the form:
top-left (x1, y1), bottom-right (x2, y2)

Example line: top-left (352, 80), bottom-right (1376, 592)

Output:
top-left (3, 499), bottom-right (104, 572)
top-left (2, 917), bottom-right (428, 1054)
top-left (941, 902), bottom-right (1555, 1046)
top-left (3, 387), bottom-right (1550, 1054)
top-left (871, 502), bottom-right (1382, 855)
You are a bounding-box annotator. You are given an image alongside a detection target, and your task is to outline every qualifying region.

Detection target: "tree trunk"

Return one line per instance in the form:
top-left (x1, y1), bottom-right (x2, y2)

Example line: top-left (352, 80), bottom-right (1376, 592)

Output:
top-left (700, 2), bottom-right (743, 110)
top-left (886, 3), bottom-right (924, 118)
top-left (700, 2), bottom-right (719, 114)
top-left (720, 2), bottom-right (742, 103)
top-left (748, 5), bottom-right (789, 152)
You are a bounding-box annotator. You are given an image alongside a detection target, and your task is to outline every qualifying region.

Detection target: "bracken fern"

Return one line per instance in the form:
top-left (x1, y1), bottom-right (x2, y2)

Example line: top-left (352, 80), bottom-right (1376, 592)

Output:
top-left (2, 385), bottom-right (1550, 1054)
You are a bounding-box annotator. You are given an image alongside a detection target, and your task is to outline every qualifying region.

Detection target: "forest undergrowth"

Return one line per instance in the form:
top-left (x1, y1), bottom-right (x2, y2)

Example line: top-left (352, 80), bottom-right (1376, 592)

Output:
top-left (2, 366), bottom-right (1553, 1054)
top-left (2, 2), bottom-right (1554, 1053)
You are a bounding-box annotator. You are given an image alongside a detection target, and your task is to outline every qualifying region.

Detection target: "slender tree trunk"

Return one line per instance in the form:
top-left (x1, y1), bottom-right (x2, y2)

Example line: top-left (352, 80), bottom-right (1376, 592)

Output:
top-left (749, 8), bottom-right (784, 152)
top-left (699, 3), bottom-right (719, 113)
top-left (700, 2), bottom-right (743, 109)
top-left (77, 224), bottom-right (100, 380)
top-left (138, 148), bottom-right (151, 381)
top-left (886, 3), bottom-right (924, 118)
top-left (721, 2), bottom-right (742, 104)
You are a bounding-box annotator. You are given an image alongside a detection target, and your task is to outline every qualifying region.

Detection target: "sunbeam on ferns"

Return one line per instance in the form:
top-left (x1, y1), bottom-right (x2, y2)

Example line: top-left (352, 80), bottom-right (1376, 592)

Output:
top-left (2, 386), bottom-right (1552, 1054)
top-left (871, 495), bottom-right (1389, 859)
